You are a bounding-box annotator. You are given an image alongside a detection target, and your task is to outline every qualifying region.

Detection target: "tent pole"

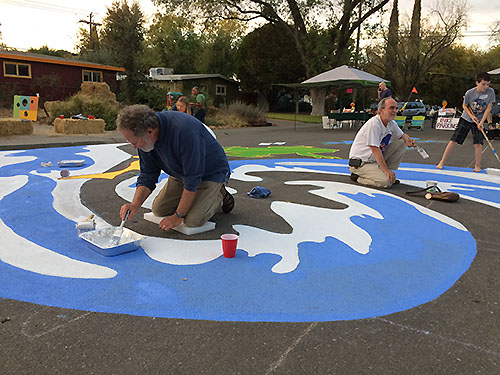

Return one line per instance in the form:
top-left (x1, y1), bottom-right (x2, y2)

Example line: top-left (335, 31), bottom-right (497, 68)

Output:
top-left (362, 85), bottom-right (365, 111)
top-left (294, 89), bottom-right (298, 131)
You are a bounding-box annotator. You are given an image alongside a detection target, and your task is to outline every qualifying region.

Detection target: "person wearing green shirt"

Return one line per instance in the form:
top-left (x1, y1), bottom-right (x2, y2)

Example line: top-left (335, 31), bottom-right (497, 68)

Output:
top-left (191, 86), bottom-right (207, 123)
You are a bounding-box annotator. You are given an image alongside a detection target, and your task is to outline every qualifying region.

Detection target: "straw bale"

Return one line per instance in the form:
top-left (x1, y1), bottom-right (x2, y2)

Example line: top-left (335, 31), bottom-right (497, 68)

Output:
top-left (0, 118), bottom-right (33, 136)
top-left (54, 118), bottom-right (105, 134)
top-left (80, 82), bottom-right (117, 103)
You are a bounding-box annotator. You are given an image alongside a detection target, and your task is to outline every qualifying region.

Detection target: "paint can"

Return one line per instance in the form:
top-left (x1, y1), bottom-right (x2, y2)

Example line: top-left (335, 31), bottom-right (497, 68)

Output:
top-left (426, 181), bottom-right (438, 188)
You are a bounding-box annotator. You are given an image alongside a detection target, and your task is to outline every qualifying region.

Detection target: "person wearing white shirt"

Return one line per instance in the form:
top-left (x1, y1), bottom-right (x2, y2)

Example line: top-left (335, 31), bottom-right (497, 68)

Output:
top-left (348, 97), bottom-right (416, 188)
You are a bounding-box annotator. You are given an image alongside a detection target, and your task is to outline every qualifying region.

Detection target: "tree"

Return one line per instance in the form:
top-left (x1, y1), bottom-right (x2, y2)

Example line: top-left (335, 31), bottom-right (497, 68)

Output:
top-left (76, 24), bottom-right (101, 54)
top-left (419, 45), bottom-right (477, 107)
top-left (100, 0), bottom-right (145, 103)
top-left (196, 19), bottom-right (245, 77)
top-left (384, 0), bottom-right (398, 84)
top-left (238, 23), bottom-right (306, 109)
top-left (28, 46), bottom-right (73, 58)
top-left (144, 14), bottom-right (201, 73)
top-left (490, 21), bottom-right (500, 46)
top-left (154, 0), bottom-right (390, 77)
top-left (364, 0), bottom-right (467, 99)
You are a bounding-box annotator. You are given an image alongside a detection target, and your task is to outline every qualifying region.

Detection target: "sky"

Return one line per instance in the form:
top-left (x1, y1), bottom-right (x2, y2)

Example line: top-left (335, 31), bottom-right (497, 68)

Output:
top-left (0, 0), bottom-right (498, 53)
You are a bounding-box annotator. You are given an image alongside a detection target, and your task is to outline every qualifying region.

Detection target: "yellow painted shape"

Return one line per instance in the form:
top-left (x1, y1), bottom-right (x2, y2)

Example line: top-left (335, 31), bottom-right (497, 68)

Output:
top-left (60, 158), bottom-right (140, 180)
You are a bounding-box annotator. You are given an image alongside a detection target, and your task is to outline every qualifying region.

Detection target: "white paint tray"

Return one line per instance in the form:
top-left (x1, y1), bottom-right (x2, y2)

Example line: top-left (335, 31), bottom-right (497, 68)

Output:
top-left (58, 160), bottom-right (85, 167)
top-left (79, 227), bottom-right (144, 256)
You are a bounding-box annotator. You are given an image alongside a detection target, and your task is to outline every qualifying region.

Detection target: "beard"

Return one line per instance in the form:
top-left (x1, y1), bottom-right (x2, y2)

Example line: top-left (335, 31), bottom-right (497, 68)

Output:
top-left (139, 136), bottom-right (155, 152)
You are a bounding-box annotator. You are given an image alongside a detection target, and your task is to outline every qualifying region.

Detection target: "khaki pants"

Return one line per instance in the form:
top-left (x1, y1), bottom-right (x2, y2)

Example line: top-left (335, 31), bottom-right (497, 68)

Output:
top-left (349, 138), bottom-right (406, 188)
top-left (151, 177), bottom-right (223, 227)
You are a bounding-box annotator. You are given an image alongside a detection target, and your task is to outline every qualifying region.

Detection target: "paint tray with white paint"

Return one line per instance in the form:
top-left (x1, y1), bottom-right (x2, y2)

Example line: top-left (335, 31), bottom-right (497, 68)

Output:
top-left (58, 160), bottom-right (85, 167)
top-left (79, 227), bottom-right (144, 256)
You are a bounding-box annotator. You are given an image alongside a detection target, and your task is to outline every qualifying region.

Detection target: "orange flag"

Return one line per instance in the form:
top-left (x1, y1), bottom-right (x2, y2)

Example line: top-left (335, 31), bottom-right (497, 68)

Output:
top-left (412, 87), bottom-right (418, 94)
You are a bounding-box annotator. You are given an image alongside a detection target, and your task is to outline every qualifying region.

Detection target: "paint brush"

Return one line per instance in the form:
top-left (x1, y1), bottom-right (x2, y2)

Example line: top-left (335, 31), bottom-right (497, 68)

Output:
top-left (416, 145), bottom-right (429, 159)
top-left (110, 210), bottom-right (130, 246)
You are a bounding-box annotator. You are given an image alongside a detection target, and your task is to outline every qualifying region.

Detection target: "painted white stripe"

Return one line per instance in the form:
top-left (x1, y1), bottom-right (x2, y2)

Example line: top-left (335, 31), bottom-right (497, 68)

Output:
top-left (0, 175), bottom-right (116, 279)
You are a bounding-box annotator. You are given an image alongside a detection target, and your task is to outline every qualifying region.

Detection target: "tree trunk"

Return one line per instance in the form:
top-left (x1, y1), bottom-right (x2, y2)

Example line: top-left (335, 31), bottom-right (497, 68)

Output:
top-left (385, 0), bottom-right (399, 95)
top-left (310, 88), bottom-right (326, 116)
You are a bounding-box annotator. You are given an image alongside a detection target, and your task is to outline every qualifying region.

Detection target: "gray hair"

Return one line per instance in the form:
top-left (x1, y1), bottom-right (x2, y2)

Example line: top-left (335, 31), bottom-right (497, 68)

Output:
top-left (116, 104), bottom-right (159, 137)
top-left (378, 97), bottom-right (393, 110)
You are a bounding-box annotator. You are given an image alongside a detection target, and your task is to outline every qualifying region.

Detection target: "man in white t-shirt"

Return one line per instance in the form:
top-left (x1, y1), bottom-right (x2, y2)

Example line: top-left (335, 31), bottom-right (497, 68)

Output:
top-left (348, 97), bottom-right (416, 188)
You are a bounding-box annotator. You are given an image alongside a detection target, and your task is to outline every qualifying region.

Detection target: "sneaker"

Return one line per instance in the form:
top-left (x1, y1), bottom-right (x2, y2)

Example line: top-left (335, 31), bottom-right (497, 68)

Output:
top-left (350, 173), bottom-right (359, 182)
top-left (221, 186), bottom-right (235, 213)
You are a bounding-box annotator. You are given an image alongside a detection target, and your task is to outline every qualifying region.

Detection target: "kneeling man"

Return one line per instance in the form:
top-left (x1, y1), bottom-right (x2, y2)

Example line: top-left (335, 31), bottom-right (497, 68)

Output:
top-left (117, 104), bottom-right (233, 232)
top-left (348, 97), bottom-right (416, 188)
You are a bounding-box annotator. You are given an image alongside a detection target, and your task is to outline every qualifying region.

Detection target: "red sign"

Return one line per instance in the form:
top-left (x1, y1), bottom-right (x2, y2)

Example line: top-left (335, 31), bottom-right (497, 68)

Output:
top-left (346, 88), bottom-right (352, 93)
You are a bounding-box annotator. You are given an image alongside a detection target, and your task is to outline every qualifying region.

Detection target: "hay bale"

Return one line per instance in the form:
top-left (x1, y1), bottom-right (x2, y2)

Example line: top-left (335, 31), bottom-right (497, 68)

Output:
top-left (54, 118), bottom-right (105, 134)
top-left (80, 82), bottom-right (117, 103)
top-left (0, 118), bottom-right (33, 136)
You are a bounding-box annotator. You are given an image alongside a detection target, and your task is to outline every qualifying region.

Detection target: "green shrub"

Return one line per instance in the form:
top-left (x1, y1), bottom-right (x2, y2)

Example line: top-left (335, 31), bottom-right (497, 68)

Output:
top-left (213, 101), bottom-right (267, 127)
top-left (0, 82), bottom-right (20, 108)
top-left (49, 95), bottom-right (119, 130)
top-left (134, 84), bottom-right (171, 111)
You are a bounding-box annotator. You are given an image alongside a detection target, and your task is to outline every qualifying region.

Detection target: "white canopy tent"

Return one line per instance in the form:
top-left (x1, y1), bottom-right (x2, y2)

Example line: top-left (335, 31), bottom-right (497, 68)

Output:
top-left (301, 65), bottom-right (390, 114)
top-left (301, 65), bottom-right (389, 88)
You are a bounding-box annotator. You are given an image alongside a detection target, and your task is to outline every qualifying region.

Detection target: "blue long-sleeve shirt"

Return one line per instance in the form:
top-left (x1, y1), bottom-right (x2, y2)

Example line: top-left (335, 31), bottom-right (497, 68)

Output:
top-left (136, 111), bottom-right (230, 192)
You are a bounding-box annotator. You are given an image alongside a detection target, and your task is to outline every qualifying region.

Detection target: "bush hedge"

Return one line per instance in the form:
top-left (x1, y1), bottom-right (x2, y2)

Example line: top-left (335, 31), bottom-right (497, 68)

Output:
top-left (48, 95), bottom-right (119, 130)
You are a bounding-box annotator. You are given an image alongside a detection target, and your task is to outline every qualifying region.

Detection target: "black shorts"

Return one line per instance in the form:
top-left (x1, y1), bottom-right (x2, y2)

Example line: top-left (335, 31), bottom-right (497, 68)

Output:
top-left (450, 117), bottom-right (483, 145)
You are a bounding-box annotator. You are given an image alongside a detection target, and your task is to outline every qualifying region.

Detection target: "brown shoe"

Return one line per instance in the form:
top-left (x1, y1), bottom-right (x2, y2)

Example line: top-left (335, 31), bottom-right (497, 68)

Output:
top-left (221, 186), bottom-right (235, 213)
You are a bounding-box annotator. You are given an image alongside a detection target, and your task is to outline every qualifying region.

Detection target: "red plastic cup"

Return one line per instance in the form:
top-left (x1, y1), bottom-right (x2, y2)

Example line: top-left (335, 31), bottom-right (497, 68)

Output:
top-left (88, 115), bottom-right (95, 119)
top-left (221, 234), bottom-right (238, 258)
top-left (59, 115), bottom-right (64, 119)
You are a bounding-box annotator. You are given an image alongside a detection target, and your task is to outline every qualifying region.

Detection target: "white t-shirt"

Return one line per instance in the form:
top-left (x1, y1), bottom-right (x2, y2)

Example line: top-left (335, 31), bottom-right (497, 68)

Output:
top-left (349, 115), bottom-right (404, 163)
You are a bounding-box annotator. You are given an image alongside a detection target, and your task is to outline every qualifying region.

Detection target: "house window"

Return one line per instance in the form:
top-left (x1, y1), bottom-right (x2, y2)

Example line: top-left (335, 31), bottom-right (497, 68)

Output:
top-left (3, 61), bottom-right (31, 78)
top-left (216, 84), bottom-right (226, 96)
top-left (83, 70), bottom-right (102, 82)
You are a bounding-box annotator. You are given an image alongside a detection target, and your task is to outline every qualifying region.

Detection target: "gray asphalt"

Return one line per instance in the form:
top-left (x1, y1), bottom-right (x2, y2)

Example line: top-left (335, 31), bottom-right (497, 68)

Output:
top-left (1, 119), bottom-right (499, 374)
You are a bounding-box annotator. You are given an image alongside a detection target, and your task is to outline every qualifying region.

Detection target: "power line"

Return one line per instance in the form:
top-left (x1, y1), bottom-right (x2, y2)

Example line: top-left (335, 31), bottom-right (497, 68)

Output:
top-left (0, 0), bottom-right (92, 15)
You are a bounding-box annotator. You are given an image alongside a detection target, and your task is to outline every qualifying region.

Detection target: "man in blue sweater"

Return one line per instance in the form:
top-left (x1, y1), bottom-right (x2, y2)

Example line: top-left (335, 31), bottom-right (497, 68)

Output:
top-left (116, 105), bottom-right (234, 232)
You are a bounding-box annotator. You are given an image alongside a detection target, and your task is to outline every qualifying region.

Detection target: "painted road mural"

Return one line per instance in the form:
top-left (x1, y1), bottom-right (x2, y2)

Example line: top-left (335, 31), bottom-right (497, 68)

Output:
top-left (1, 144), bottom-right (499, 322)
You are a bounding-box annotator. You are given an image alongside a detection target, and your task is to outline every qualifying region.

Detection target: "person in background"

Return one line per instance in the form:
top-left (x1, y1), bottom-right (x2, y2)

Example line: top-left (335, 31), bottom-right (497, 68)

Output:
top-left (174, 95), bottom-right (216, 138)
top-left (191, 86), bottom-right (207, 123)
top-left (377, 81), bottom-right (392, 100)
top-left (173, 96), bottom-right (193, 115)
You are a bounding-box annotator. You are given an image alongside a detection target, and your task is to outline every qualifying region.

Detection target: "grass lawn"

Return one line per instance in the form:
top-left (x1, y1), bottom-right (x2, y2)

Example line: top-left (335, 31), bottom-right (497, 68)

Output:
top-left (266, 113), bottom-right (322, 123)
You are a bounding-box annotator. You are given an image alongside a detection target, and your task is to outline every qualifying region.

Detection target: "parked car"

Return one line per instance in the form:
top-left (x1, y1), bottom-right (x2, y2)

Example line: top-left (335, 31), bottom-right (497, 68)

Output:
top-left (397, 101), bottom-right (427, 117)
top-left (489, 100), bottom-right (500, 124)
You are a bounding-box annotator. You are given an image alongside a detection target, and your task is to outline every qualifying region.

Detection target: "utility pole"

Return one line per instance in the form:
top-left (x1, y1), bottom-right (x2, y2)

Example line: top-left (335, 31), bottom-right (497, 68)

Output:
top-left (79, 12), bottom-right (101, 51)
